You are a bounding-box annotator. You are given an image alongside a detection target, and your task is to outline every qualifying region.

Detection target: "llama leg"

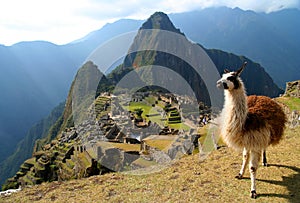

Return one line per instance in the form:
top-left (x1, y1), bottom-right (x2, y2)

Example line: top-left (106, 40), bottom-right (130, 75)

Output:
top-left (235, 148), bottom-right (249, 179)
top-left (262, 150), bottom-right (267, 166)
top-left (249, 150), bottom-right (261, 199)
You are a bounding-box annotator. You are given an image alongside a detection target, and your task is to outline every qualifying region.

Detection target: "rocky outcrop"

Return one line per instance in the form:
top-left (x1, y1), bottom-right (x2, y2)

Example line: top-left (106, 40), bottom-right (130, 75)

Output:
top-left (167, 133), bottom-right (198, 159)
top-left (95, 146), bottom-right (140, 172)
top-left (280, 80), bottom-right (300, 128)
top-left (284, 80), bottom-right (300, 98)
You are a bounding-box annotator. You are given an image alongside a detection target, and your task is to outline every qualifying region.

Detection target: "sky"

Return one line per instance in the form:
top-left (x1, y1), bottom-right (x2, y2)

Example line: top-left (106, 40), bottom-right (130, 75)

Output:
top-left (0, 0), bottom-right (299, 46)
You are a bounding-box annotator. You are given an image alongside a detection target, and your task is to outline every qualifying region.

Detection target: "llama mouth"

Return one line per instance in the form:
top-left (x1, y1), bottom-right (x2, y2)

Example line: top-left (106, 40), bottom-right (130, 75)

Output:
top-left (217, 81), bottom-right (228, 89)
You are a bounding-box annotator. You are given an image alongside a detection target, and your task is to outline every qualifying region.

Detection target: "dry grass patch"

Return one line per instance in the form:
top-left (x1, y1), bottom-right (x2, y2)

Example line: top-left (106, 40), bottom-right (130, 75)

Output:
top-left (144, 139), bottom-right (173, 151)
top-left (110, 143), bottom-right (140, 152)
top-left (2, 126), bottom-right (299, 203)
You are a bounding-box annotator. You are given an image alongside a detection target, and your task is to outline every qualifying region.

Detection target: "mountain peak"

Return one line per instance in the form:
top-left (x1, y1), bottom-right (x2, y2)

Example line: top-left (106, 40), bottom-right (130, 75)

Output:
top-left (140, 11), bottom-right (183, 34)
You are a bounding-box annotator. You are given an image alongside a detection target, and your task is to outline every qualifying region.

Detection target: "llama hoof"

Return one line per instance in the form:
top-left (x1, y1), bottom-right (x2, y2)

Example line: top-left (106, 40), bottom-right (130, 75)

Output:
top-left (250, 190), bottom-right (257, 199)
top-left (235, 173), bottom-right (243, 179)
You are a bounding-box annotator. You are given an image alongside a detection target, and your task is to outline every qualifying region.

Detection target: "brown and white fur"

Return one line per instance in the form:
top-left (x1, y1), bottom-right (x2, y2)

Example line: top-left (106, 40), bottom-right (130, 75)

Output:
top-left (216, 62), bottom-right (287, 198)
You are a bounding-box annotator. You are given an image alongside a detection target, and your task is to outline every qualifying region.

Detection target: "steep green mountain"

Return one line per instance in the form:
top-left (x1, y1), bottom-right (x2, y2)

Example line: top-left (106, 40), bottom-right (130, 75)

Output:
top-left (0, 102), bottom-right (65, 186)
top-left (34, 61), bottom-right (112, 150)
top-left (120, 12), bottom-right (281, 103)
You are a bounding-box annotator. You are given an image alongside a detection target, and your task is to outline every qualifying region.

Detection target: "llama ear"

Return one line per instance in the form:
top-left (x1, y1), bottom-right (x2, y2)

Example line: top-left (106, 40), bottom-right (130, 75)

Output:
top-left (224, 69), bottom-right (230, 73)
top-left (236, 61), bottom-right (247, 76)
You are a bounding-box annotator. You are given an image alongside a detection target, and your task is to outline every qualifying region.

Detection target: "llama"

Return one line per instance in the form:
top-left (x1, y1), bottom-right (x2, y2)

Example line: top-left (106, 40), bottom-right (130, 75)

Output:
top-left (216, 62), bottom-right (287, 198)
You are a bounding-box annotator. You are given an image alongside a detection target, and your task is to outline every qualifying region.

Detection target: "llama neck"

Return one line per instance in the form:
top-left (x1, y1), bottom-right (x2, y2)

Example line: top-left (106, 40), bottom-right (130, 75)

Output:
top-left (222, 87), bottom-right (248, 133)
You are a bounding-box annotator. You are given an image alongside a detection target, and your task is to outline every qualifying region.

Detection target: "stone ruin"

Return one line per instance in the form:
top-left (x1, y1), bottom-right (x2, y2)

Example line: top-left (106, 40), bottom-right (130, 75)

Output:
top-left (284, 80), bottom-right (300, 98)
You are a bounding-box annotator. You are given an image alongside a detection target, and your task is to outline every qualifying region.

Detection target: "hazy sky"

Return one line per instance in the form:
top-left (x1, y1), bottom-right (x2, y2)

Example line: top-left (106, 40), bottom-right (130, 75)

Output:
top-left (0, 0), bottom-right (299, 46)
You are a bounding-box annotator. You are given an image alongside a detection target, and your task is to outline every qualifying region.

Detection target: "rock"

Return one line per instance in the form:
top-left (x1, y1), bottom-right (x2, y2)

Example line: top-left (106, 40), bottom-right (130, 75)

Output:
top-left (100, 148), bottom-right (124, 171)
top-left (284, 80), bottom-right (300, 98)
top-left (168, 145), bottom-right (182, 159)
top-left (95, 145), bottom-right (140, 172)
top-left (150, 148), bottom-right (171, 164)
top-left (167, 134), bottom-right (196, 159)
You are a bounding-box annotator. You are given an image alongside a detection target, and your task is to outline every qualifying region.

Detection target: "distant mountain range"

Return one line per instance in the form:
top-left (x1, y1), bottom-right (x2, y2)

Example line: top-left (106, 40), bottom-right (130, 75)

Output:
top-left (0, 41), bottom-right (78, 163)
top-left (169, 7), bottom-right (300, 87)
top-left (0, 10), bottom-right (285, 188)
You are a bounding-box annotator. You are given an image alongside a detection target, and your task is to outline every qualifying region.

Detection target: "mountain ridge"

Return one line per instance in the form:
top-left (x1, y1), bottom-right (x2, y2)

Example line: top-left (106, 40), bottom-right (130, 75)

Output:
top-left (169, 7), bottom-right (300, 87)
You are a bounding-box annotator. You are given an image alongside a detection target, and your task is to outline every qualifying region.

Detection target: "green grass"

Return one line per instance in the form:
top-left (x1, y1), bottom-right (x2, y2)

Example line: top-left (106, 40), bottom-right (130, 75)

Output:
top-left (124, 99), bottom-right (188, 130)
top-left (34, 165), bottom-right (46, 172)
top-left (277, 96), bottom-right (300, 111)
top-left (155, 100), bottom-right (166, 109)
top-left (127, 101), bottom-right (152, 116)
top-left (124, 101), bottom-right (166, 125)
top-left (168, 123), bottom-right (190, 131)
top-left (20, 164), bottom-right (30, 171)
top-left (147, 114), bottom-right (165, 127)
top-left (144, 96), bottom-right (156, 105)
top-left (24, 158), bottom-right (36, 165)
top-left (20, 173), bottom-right (40, 185)
top-left (130, 157), bottom-right (157, 168)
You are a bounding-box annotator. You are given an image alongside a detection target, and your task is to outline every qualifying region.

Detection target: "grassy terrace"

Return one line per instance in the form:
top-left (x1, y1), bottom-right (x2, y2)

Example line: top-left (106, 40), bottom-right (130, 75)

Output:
top-left (122, 100), bottom-right (165, 126)
top-left (95, 96), bottom-right (111, 119)
top-left (21, 173), bottom-right (41, 185)
top-left (121, 94), bottom-right (193, 131)
top-left (144, 139), bottom-right (173, 151)
top-left (130, 157), bottom-right (157, 168)
top-left (24, 158), bottom-right (36, 166)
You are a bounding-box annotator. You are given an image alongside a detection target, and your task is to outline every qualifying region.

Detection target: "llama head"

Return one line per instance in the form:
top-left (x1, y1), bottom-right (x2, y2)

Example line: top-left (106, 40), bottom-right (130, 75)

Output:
top-left (217, 62), bottom-right (247, 90)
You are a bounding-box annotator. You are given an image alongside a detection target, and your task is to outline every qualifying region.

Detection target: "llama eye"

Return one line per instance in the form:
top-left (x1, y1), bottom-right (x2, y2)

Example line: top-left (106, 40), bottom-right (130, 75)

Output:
top-left (227, 76), bottom-right (235, 81)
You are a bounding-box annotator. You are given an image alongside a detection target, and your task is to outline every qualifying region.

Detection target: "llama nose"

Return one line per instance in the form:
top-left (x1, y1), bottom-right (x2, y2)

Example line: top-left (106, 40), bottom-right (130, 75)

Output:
top-left (217, 80), bottom-right (223, 89)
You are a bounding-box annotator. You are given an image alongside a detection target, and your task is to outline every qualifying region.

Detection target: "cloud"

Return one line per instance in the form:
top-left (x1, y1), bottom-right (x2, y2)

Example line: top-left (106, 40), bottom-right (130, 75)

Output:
top-left (73, 0), bottom-right (300, 25)
top-left (0, 0), bottom-right (299, 45)
top-left (0, 0), bottom-right (104, 45)
top-left (76, 0), bottom-right (169, 20)
top-left (221, 0), bottom-right (300, 12)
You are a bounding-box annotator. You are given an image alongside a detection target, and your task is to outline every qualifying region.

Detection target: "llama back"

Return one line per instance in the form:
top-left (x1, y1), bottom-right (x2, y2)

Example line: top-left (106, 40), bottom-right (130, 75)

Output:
top-left (246, 95), bottom-right (287, 145)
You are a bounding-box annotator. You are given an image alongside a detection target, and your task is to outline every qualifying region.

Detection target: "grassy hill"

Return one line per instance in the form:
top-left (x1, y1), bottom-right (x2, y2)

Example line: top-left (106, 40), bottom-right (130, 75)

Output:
top-left (1, 96), bottom-right (299, 202)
